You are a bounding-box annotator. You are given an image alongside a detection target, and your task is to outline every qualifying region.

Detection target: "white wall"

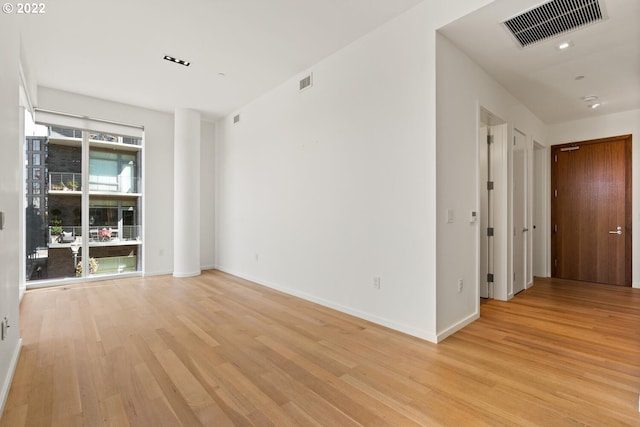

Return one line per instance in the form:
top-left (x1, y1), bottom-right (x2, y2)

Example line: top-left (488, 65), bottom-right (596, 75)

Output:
top-left (37, 88), bottom-right (178, 276)
top-left (435, 33), bottom-right (547, 339)
top-left (0, 17), bottom-right (23, 416)
top-left (548, 109), bottom-right (640, 288)
top-left (214, 0), bottom-right (494, 343)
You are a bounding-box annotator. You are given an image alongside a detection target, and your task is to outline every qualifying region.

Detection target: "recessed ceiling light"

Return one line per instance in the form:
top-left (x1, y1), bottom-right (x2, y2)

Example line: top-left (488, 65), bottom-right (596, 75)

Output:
top-left (557, 40), bottom-right (573, 50)
top-left (590, 103), bottom-right (601, 109)
top-left (163, 55), bottom-right (191, 67)
top-left (581, 95), bottom-right (598, 102)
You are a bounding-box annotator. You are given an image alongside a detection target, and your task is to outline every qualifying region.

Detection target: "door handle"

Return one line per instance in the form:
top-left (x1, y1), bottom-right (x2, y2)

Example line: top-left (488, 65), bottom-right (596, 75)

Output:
top-left (609, 226), bottom-right (622, 235)
top-left (522, 228), bottom-right (529, 233)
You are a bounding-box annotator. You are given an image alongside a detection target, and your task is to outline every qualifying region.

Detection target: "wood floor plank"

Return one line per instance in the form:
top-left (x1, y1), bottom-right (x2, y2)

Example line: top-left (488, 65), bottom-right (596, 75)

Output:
top-left (1, 272), bottom-right (639, 426)
top-left (100, 394), bottom-right (130, 427)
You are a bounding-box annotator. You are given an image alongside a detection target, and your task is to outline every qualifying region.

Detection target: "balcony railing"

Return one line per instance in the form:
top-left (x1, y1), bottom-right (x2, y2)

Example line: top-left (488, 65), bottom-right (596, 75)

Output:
top-left (50, 126), bottom-right (82, 139)
top-left (49, 172), bottom-right (140, 194)
top-left (89, 133), bottom-right (141, 146)
top-left (48, 226), bottom-right (82, 244)
top-left (50, 126), bottom-right (141, 146)
top-left (49, 225), bottom-right (141, 244)
top-left (49, 172), bottom-right (82, 192)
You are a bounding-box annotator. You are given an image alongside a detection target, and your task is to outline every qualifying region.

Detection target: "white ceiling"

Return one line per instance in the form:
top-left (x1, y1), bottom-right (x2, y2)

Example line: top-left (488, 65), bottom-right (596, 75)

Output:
top-left (19, 0), bottom-right (423, 120)
top-left (439, 0), bottom-right (640, 124)
top-left (19, 0), bottom-right (640, 124)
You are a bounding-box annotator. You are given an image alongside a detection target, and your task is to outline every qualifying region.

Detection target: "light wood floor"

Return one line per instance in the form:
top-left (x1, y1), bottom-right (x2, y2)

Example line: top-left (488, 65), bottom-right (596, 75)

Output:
top-left (1, 272), bottom-right (639, 426)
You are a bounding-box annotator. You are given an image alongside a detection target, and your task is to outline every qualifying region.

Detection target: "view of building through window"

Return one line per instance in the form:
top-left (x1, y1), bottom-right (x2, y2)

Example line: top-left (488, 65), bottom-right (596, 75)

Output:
top-left (25, 112), bottom-right (142, 283)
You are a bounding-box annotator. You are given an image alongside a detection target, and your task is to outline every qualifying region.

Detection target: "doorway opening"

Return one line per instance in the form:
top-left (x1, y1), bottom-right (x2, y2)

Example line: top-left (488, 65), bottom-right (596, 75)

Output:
top-left (532, 141), bottom-right (548, 278)
top-left (479, 108), bottom-right (507, 300)
top-left (512, 129), bottom-right (528, 295)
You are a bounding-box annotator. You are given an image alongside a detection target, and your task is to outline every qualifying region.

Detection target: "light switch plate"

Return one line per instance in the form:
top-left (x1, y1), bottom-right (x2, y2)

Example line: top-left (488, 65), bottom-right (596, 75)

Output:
top-left (446, 209), bottom-right (454, 223)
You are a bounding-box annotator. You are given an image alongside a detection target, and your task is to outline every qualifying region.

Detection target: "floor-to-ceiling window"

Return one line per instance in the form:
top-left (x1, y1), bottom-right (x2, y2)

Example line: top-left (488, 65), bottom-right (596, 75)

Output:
top-left (25, 111), bottom-right (143, 285)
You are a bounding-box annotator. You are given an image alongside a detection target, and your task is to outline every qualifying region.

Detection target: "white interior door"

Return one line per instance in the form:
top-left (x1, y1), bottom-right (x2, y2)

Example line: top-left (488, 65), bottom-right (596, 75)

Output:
top-left (480, 125), bottom-right (490, 298)
top-left (479, 109), bottom-right (506, 300)
top-left (513, 130), bottom-right (527, 295)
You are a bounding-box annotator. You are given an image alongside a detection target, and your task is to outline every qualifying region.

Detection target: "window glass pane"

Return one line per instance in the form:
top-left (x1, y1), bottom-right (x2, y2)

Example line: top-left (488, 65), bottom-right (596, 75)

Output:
top-left (89, 149), bottom-right (138, 193)
top-left (26, 123), bottom-right (82, 282)
top-left (89, 207), bottom-right (118, 226)
top-left (26, 116), bottom-right (142, 284)
top-left (89, 245), bottom-right (138, 276)
top-left (89, 158), bottom-right (118, 191)
top-left (91, 150), bottom-right (118, 160)
top-left (90, 199), bottom-right (118, 207)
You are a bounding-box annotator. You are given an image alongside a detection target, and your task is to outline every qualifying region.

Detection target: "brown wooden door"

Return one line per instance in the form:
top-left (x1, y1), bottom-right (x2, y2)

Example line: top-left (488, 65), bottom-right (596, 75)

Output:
top-left (551, 135), bottom-right (632, 286)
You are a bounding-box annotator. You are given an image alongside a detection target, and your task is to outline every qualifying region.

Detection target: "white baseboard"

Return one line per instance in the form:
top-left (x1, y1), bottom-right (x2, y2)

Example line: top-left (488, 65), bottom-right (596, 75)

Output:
top-left (173, 270), bottom-right (202, 278)
top-left (215, 266), bottom-right (438, 343)
top-left (436, 312), bottom-right (480, 343)
top-left (142, 270), bottom-right (173, 277)
top-left (143, 267), bottom-right (216, 278)
top-left (0, 338), bottom-right (22, 419)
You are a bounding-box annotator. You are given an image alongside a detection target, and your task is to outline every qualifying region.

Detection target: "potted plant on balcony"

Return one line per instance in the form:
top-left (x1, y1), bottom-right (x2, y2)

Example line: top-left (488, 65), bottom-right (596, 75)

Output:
top-left (49, 208), bottom-right (63, 243)
top-left (67, 180), bottom-right (80, 191)
top-left (76, 257), bottom-right (99, 276)
top-left (98, 228), bottom-right (112, 241)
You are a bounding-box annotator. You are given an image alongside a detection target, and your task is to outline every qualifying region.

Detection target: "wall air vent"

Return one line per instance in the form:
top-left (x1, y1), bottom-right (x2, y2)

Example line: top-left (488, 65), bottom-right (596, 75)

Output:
top-left (299, 73), bottom-right (313, 91)
top-left (502, 0), bottom-right (606, 48)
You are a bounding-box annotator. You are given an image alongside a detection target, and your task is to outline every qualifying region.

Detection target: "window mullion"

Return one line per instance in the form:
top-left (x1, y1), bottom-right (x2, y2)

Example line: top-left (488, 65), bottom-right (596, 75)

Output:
top-left (81, 131), bottom-right (90, 278)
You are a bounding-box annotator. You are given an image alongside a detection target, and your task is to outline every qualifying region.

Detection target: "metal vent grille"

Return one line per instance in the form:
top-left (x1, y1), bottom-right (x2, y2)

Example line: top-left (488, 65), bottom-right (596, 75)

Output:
top-left (299, 74), bottom-right (313, 91)
top-left (503, 0), bottom-right (605, 48)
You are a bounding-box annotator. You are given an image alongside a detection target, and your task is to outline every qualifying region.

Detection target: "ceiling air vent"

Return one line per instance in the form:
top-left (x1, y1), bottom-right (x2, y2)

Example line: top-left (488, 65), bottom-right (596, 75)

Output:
top-left (502, 0), bottom-right (606, 48)
top-left (233, 114), bottom-right (240, 124)
top-left (299, 73), bottom-right (313, 91)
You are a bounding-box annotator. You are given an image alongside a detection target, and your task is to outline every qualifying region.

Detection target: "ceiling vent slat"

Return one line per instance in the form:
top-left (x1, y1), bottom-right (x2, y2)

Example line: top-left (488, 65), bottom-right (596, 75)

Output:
top-left (502, 0), bottom-right (606, 48)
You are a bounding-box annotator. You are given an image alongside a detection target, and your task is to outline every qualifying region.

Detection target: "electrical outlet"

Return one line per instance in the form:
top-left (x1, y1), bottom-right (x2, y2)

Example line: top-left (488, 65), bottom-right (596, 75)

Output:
top-left (457, 279), bottom-right (463, 293)
top-left (373, 276), bottom-right (381, 290)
